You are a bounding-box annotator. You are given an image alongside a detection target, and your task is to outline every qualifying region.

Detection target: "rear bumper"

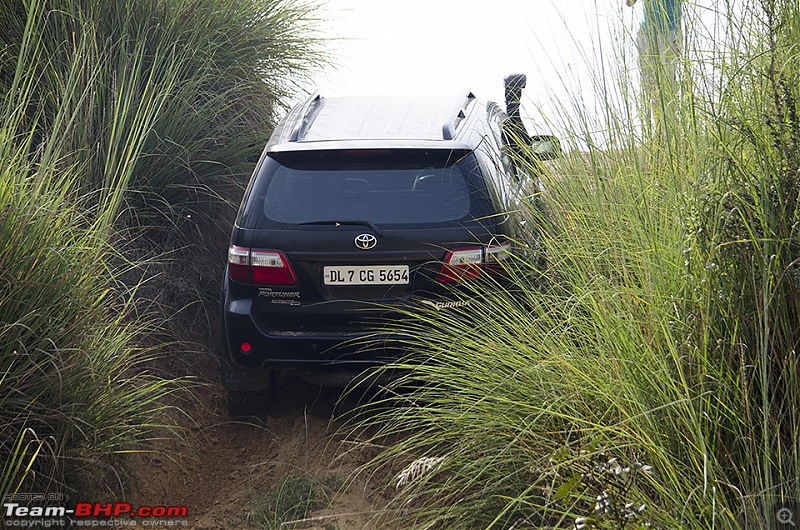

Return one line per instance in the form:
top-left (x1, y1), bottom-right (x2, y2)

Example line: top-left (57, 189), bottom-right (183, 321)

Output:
top-left (222, 296), bottom-right (403, 370)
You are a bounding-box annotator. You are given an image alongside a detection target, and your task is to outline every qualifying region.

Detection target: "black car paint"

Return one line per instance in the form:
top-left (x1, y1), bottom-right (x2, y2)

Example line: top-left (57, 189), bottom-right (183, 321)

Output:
top-left (219, 85), bottom-right (547, 389)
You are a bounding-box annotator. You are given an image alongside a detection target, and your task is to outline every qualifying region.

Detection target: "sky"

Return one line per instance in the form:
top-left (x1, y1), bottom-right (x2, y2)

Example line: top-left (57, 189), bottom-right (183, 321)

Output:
top-left (302, 0), bottom-right (641, 139)
top-left (299, 0), bottom-right (737, 144)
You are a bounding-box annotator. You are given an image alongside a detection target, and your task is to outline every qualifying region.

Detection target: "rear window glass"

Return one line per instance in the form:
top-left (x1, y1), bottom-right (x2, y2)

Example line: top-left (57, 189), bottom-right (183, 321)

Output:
top-left (243, 149), bottom-right (489, 228)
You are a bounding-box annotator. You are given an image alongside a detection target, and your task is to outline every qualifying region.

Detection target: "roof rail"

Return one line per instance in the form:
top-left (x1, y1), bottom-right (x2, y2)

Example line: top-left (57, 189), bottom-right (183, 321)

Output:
top-left (442, 91), bottom-right (476, 140)
top-left (289, 93), bottom-right (324, 141)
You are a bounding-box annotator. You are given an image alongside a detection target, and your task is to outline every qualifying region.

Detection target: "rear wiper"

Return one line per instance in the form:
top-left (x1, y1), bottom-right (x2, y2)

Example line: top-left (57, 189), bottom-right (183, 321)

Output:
top-left (299, 219), bottom-right (383, 237)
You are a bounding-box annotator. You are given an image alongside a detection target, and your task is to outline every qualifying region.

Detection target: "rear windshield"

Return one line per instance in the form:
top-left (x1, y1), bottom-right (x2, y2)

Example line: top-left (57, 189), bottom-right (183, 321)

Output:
top-left (240, 149), bottom-right (491, 228)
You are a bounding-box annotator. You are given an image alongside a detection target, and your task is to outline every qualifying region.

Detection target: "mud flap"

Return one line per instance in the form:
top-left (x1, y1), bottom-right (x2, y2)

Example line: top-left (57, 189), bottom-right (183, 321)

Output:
top-left (220, 360), bottom-right (273, 416)
top-left (220, 356), bottom-right (273, 391)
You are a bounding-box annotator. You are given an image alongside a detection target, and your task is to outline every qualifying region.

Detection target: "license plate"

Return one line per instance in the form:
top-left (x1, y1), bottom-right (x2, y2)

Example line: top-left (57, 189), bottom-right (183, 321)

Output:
top-left (323, 265), bottom-right (409, 285)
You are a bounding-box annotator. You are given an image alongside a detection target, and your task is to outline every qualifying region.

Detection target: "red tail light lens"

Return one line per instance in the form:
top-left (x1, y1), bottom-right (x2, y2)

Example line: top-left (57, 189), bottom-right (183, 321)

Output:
top-left (437, 242), bottom-right (512, 283)
top-left (437, 247), bottom-right (483, 283)
top-left (227, 246), bottom-right (298, 286)
top-left (250, 249), bottom-right (297, 285)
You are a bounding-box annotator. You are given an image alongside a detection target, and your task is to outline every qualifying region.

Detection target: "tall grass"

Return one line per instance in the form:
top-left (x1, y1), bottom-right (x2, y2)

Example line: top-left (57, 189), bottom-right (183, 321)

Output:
top-left (1, 0), bottom-right (322, 496)
top-left (0, 114), bottom-right (177, 495)
top-left (689, 0), bottom-right (800, 517)
top-left (0, 1), bottom-right (179, 496)
top-left (350, 0), bottom-right (800, 528)
top-left (0, 0), bottom-right (323, 231)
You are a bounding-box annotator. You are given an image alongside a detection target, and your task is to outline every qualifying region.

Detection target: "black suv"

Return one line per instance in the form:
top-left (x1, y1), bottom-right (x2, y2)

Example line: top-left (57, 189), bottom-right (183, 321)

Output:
top-left (219, 74), bottom-right (559, 411)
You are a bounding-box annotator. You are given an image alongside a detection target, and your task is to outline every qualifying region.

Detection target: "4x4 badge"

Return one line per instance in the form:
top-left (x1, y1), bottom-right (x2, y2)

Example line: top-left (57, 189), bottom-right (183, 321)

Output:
top-left (354, 233), bottom-right (378, 250)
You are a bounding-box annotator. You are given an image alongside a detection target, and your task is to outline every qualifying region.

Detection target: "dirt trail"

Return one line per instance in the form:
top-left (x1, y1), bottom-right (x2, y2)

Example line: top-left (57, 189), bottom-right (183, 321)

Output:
top-left (125, 207), bottom-right (394, 529)
top-left (132, 353), bottom-right (390, 529)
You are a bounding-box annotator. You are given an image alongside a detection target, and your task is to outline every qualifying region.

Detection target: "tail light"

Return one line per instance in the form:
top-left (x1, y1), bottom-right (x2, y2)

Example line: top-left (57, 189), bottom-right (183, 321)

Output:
top-left (227, 245), bottom-right (298, 286)
top-left (437, 242), bottom-right (512, 283)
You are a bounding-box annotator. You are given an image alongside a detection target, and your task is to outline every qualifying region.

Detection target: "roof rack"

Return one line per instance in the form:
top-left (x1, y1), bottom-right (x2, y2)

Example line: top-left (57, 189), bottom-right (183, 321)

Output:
top-left (289, 93), bottom-right (324, 141)
top-left (442, 91), bottom-right (476, 140)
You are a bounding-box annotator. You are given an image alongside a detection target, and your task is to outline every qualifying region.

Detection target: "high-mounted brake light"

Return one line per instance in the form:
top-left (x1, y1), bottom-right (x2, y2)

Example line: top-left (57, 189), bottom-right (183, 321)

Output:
top-left (341, 149), bottom-right (391, 157)
top-left (437, 242), bottom-right (512, 283)
top-left (227, 245), bottom-right (298, 286)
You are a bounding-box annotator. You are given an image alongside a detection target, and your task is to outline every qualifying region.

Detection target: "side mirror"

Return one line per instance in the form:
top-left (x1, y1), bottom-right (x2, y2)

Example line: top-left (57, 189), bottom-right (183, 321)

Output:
top-left (530, 135), bottom-right (561, 161)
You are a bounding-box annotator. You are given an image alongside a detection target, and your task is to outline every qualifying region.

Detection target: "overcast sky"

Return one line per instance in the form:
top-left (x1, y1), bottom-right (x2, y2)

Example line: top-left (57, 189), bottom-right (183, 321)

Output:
top-left (299, 0), bottom-right (737, 144)
top-left (302, 0), bottom-right (640, 138)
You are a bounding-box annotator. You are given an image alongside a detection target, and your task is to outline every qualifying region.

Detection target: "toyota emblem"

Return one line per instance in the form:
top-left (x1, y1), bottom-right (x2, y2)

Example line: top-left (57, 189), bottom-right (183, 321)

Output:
top-left (354, 233), bottom-right (378, 250)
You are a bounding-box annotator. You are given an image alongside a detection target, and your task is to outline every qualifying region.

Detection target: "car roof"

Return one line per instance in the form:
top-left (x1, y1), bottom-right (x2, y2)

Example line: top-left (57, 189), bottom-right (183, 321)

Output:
top-left (265, 92), bottom-right (497, 153)
top-left (303, 95), bottom-right (457, 141)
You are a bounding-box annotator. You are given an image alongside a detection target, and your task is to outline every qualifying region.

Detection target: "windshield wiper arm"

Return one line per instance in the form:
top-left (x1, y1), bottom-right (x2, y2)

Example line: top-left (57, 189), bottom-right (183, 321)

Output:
top-left (299, 219), bottom-right (383, 237)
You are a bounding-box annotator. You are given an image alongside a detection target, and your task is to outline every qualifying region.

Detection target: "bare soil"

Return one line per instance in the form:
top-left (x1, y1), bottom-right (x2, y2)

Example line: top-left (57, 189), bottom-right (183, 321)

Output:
top-left (131, 352), bottom-right (391, 529)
